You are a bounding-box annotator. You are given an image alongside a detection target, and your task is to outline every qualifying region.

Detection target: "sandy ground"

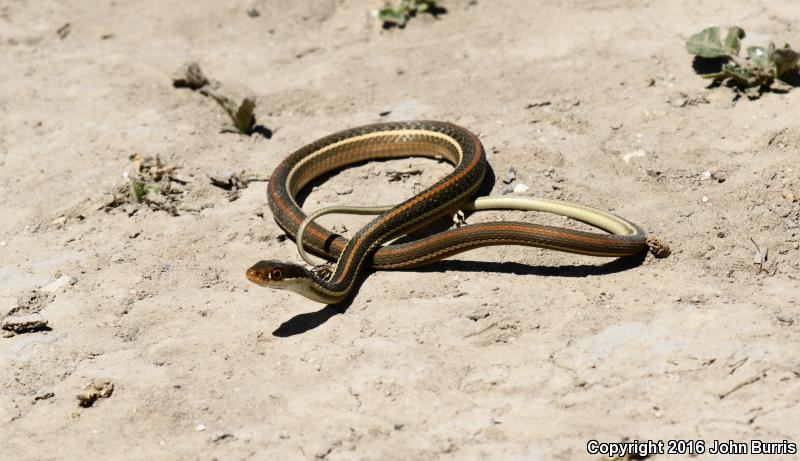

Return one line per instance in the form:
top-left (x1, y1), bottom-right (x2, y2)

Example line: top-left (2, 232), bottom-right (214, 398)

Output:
top-left (2, 0), bottom-right (800, 459)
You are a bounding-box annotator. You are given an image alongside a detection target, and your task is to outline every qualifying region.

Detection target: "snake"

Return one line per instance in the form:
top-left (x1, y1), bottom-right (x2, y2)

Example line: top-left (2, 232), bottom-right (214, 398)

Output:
top-left (246, 120), bottom-right (656, 304)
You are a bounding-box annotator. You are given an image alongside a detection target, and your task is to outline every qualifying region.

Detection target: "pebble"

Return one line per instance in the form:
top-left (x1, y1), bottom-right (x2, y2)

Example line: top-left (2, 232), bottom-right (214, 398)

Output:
top-left (622, 149), bottom-right (646, 163)
top-left (466, 310), bottom-right (490, 321)
top-left (501, 167), bottom-right (517, 184)
top-left (701, 196), bottom-right (709, 203)
top-left (76, 380), bottom-right (114, 408)
top-left (171, 62), bottom-right (209, 90)
top-left (41, 275), bottom-right (77, 294)
top-left (0, 241), bottom-right (6, 247)
top-left (512, 183), bottom-right (530, 194)
top-left (776, 315), bottom-right (794, 325)
top-left (701, 171), bottom-right (712, 180)
top-left (196, 424), bottom-right (207, 432)
top-left (671, 97), bottom-right (688, 108)
top-left (208, 171), bottom-right (238, 190)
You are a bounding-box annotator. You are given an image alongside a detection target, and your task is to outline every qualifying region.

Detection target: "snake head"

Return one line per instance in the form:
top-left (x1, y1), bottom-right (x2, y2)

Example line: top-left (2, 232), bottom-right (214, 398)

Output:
top-left (245, 260), bottom-right (311, 288)
top-left (246, 260), bottom-right (343, 304)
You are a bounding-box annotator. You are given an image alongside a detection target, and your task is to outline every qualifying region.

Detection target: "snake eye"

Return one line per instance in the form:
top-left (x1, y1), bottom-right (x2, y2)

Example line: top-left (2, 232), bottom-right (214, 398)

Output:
top-left (271, 269), bottom-right (283, 281)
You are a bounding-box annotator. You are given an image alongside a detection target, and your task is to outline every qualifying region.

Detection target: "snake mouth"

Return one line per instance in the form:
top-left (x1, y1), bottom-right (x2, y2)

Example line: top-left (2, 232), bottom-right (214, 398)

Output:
top-left (245, 267), bottom-right (268, 286)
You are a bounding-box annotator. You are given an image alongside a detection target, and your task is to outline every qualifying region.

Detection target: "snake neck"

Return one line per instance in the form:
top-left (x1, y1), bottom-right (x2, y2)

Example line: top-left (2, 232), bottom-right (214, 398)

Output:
top-left (305, 171), bottom-right (486, 303)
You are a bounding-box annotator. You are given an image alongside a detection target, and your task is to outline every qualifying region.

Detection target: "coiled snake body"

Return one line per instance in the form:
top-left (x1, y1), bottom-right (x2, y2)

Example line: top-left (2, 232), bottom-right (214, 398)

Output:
top-left (246, 121), bottom-right (651, 304)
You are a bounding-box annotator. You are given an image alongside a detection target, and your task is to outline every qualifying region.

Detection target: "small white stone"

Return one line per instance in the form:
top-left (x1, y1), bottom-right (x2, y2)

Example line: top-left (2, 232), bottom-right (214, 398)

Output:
top-left (41, 275), bottom-right (77, 294)
top-left (622, 149), bottom-right (646, 163)
top-left (513, 183), bottom-right (530, 194)
top-left (701, 171), bottom-right (711, 180)
top-left (195, 424), bottom-right (206, 432)
top-left (0, 241), bottom-right (6, 247)
top-left (701, 196), bottom-right (709, 203)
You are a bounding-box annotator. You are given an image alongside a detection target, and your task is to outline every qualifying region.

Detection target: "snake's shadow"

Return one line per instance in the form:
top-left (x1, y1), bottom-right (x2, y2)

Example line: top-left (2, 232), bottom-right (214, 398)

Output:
top-left (271, 252), bottom-right (647, 337)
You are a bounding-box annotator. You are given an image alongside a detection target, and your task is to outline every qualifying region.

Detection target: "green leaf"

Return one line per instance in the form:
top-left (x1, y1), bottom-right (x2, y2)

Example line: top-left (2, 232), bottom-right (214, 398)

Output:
top-left (378, 8), bottom-right (407, 25)
top-left (131, 181), bottom-right (148, 203)
top-left (723, 26), bottom-right (745, 56)
top-left (233, 97), bottom-right (256, 133)
top-left (722, 63), bottom-right (758, 86)
top-left (378, 0), bottom-right (440, 26)
top-left (687, 26), bottom-right (745, 58)
top-left (747, 46), bottom-right (770, 70)
top-left (687, 27), bottom-right (729, 58)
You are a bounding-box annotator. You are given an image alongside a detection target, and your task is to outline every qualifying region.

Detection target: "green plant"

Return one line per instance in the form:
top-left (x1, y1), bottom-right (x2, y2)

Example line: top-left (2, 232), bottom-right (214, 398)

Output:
top-left (131, 181), bottom-right (148, 203)
top-left (378, 0), bottom-right (441, 27)
top-left (204, 91), bottom-right (256, 134)
top-left (686, 26), bottom-right (800, 97)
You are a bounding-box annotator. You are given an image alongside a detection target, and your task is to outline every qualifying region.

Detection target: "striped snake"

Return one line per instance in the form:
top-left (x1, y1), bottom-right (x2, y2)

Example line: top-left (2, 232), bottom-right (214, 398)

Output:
top-left (246, 121), bottom-right (662, 304)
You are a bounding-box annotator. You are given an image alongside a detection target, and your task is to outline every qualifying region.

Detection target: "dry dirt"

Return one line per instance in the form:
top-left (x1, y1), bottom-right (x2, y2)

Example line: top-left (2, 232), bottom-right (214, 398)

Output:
top-left (2, 0), bottom-right (800, 460)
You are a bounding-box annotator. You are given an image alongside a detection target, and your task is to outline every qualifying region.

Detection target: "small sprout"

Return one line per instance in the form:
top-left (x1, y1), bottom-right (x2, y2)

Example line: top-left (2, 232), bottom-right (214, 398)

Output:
top-left (108, 155), bottom-right (186, 215)
top-left (226, 97), bottom-right (256, 134)
top-left (378, 0), bottom-right (443, 28)
top-left (131, 181), bottom-right (148, 203)
top-left (172, 62), bottom-right (270, 137)
top-left (204, 90), bottom-right (256, 135)
top-left (686, 26), bottom-right (800, 98)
